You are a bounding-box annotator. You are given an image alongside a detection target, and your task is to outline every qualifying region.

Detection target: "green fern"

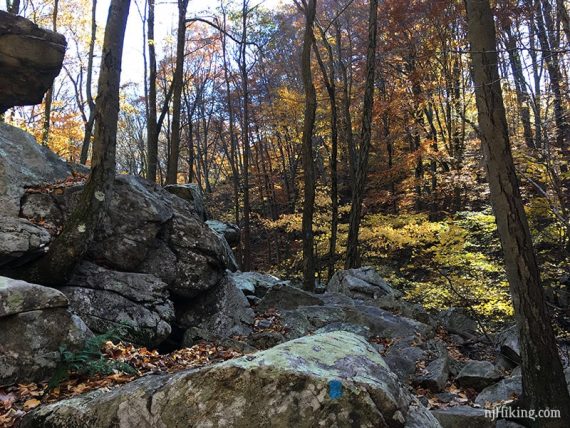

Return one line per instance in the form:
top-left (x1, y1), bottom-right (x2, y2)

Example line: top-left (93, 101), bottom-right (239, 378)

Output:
top-left (49, 328), bottom-right (136, 389)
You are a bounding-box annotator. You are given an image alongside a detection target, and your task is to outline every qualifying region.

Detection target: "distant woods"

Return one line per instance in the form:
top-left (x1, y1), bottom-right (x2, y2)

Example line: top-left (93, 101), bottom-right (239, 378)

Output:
top-left (4, 0), bottom-right (570, 280)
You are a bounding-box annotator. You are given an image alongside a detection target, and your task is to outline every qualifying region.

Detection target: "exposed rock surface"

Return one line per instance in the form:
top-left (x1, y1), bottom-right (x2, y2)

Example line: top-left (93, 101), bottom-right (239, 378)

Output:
top-left (496, 325), bottom-right (520, 365)
top-left (61, 262), bottom-right (174, 347)
top-left (22, 332), bottom-right (440, 428)
top-left (228, 270), bottom-right (289, 298)
top-left (178, 273), bottom-right (254, 345)
top-left (456, 360), bottom-right (503, 391)
top-left (0, 11), bottom-right (66, 113)
top-left (0, 217), bottom-right (51, 268)
top-left (256, 283), bottom-right (324, 311)
top-left (431, 406), bottom-right (494, 428)
top-left (415, 356), bottom-right (449, 392)
top-left (438, 308), bottom-right (478, 338)
top-left (0, 123), bottom-right (72, 218)
top-left (164, 183), bottom-right (207, 220)
top-left (206, 219), bottom-right (240, 247)
top-left (0, 276), bottom-right (90, 386)
top-left (475, 374), bottom-right (522, 405)
top-left (328, 266), bottom-right (403, 300)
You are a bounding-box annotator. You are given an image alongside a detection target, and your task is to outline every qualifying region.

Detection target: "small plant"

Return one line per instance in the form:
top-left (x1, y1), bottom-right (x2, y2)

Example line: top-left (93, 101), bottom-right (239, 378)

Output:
top-left (49, 328), bottom-right (136, 389)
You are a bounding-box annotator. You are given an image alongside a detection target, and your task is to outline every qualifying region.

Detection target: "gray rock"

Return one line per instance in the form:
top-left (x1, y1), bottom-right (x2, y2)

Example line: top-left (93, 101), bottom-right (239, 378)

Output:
top-left (328, 266), bottom-right (403, 300)
top-left (0, 216), bottom-right (51, 268)
top-left (439, 308), bottom-right (478, 337)
top-left (384, 344), bottom-right (427, 382)
top-left (256, 283), bottom-right (324, 311)
top-left (228, 270), bottom-right (289, 298)
top-left (164, 183), bottom-right (206, 220)
top-left (179, 273), bottom-right (255, 344)
top-left (62, 262), bottom-right (174, 347)
top-left (281, 303), bottom-right (433, 342)
top-left (0, 276), bottom-right (68, 317)
top-left (475, 375), bottom-right (522, 405)
top-left (315, 322), bottom-right (371, 338)
top-left (247, 331), bottom-right (286, 350)
top-left (23, 332), bottom-right (440, 428)
top-left (86, 176), bottom-right (173, 272)
top-left (206, 219), bottom-right (240, 247)
top-left (136, 240), bottom-right (177, 285)
top-left (167, 195), bottom-right (231, 297)
top-left (457, 360), bottom-right (503, 391)
top-left (1, 308), bottom-right (90, 386)
top-left (0, 123), bottom-right (72, 218)
top-left (0, 12), bottom-right (66, 113)
top-left (496, 325), bottom-right (520, 365)
top-left (371, 294), bottom-right (433, 325)
top-left (431, 406), bottom-right (493, 428)
top-left (415, 356), bottom-right (449, 392)
top-left (20, 192), bottom-right (65, 227)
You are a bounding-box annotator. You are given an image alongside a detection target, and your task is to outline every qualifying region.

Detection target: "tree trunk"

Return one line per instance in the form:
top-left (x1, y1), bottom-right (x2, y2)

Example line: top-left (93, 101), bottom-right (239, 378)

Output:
top-left (79, 0), bottom-right (98, 165)
top-left (298, 0), bottom-right (317, 291)
top-left (145, 0), bottom-right (159, 181)
top-left (345, 0), bottom-right (378, 269)
top-left (41, 0), bottom-right (59, 147)
top-left (166, 0), bottom-right (188, 185)
top-left (465, 1), bottom-right (570, 424)
top-left (21, 0), bottom-right (131, 286)
top-left (239, 0), bottom-right (252, 271)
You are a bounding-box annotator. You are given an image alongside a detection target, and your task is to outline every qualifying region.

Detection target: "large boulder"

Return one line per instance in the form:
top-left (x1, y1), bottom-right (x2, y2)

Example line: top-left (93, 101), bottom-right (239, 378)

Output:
top-left (475, 374), bottom-right (522, 405)
top-left (61, 262), bottom-right (174, 347)
top-left (456, 361), bottom-right (503, 391)
top-left (281, 303), bottom-right (433, 341)
top-left (0, 123), bottom-right (73, 218)
top-left (0, 217), bottom-right (51, 268)
top-left (256, 283), bottom-right (324, 311)
top-left (178, 274), bottom-right (255, 345)
top-left (19, 174), bottom-right (234, 298)
top-left (206, 219), bottom-right (240, 247)
top-left (496, 325), bottom-right (520, 365)
top-left (0, 276), bottom-right (90, 386)
top-left (328, 266), bottom-right (403, 300)
top-left (23, 332), bottom-right (440, 428)
top-left (228, 270), bottom-right (290, 298)
top-left (0, 11), bottom-right (66, 113)
top-left (164, 183), bottom-right (207, 220)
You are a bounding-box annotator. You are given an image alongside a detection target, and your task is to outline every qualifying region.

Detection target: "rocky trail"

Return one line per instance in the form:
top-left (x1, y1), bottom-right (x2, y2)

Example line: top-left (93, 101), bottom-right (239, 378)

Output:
top-left (2, 122), bottom-right (566, 427)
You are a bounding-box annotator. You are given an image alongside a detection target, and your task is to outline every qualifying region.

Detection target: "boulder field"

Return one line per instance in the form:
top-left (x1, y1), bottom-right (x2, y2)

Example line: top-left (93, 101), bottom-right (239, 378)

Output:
top-left (1, 123), bottom-right (561, 427)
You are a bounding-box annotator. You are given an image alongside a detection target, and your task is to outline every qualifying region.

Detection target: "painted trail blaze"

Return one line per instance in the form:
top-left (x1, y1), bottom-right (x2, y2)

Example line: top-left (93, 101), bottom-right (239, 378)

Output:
top-left (328, 379), bottom-right (343, 399)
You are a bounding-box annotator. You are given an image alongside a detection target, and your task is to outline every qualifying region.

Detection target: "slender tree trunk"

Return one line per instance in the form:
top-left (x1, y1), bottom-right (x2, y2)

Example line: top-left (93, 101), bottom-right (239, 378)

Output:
top-left (345, 0), bottom-right (378, 269)
top-left (41, 0), bottom-right (59, 147)
top-left (503, 23), bottom-right (534, 149)
top-left (298, 0), bottom-right (317, 291)
top-left (18, 0), bottom-right (130, 286)
top-left (313, 28), bottom-right (339, 280)
top-left (166, 0), bottom-right (188, 185)
top-left (145, 0), bottom-right (159, 181)
top-left (7, 0), bottom-right (20, 14)
top-left (79, 0), bottom-right (98, 165)
top-left (239, 0), bottom-right (252, 271)
top-left (465, 1), bottom-right (570, 424)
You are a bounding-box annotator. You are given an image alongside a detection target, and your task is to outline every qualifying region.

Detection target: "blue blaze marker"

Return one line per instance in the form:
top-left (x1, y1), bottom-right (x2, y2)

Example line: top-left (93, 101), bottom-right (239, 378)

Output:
top-left (328, 379), bottom-right (343, 399)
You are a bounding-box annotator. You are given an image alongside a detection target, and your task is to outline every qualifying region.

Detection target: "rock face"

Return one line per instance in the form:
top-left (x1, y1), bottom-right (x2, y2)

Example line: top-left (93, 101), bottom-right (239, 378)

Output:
top-left (0, 217), bottom-right (51, 268)
top-left (475, 374), bottom-right (522, 405)
top-left (164, 183), bottom-right (207, 220)
top-left (0, 11), bottom-right (66, 113)
top-left (456, 360), bottom-right (503, 391)
top-left (0, 123), bottom-right (73, 218)
top-left (328, 266), bottom-right (403, 300)
top-left (178, 273), bottom-right (255, 345)
top-left (0, 276), bottom-right (90, 386)
top-left (206, 219), bottom-right (240, 247)
top-left (228, 270), bottom-right (289, 298)
top-left (23, 332), bottom-right (440, 428)
top-left (61, 262), bottom-right (174, 347)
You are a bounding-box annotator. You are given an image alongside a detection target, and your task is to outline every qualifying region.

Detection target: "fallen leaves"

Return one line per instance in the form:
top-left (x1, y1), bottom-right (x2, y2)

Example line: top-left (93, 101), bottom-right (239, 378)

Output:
top-left (0, 340), bottom-right (242, 428)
